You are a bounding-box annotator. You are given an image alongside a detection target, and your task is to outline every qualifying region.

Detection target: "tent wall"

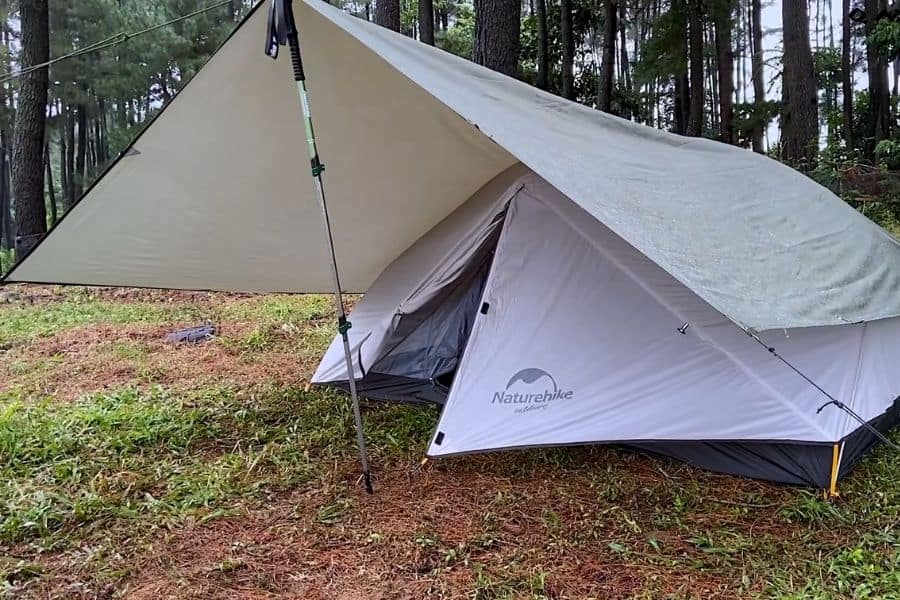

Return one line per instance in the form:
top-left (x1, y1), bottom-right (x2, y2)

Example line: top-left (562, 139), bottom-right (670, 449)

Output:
top-left (312, 165), bottom-right (528, 399)
top-left (428, 176), bottom-right (900, 457)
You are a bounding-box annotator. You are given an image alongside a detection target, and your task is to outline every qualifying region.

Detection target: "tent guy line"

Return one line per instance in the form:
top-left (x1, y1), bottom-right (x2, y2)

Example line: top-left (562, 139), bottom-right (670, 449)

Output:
top-left (0, 0), bottom-right (233, 85)
top-left (746, 327), bottom-right (900, 453)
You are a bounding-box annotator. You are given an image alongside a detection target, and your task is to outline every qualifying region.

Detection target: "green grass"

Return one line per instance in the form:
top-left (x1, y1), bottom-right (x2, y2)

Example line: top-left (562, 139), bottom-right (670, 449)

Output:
top-left (0, 295), bottom-right (199, 348)
top-left (0, 381), bottom-right (435, 548)
top-left (1, 290), bottom-right (899, 598)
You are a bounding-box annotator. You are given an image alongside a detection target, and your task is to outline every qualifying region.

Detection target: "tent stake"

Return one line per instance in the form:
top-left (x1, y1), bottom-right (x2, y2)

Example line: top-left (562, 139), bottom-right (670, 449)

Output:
top-left (266, 0), bottom-right (373, 494)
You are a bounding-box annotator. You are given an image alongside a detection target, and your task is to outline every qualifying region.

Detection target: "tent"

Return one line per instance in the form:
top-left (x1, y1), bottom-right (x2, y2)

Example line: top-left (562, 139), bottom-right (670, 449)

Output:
top-left (4, 0), bottom-right (900, 490)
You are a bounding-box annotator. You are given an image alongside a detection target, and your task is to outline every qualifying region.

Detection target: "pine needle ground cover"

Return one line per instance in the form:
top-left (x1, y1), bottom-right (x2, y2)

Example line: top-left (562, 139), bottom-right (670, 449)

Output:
top-left (0, 286), bottom-right (897, 599)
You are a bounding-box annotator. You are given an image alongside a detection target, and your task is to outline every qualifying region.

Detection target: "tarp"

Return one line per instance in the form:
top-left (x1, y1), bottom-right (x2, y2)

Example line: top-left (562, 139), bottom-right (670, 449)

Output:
top-left (5, 0), bottom-right (900, 332)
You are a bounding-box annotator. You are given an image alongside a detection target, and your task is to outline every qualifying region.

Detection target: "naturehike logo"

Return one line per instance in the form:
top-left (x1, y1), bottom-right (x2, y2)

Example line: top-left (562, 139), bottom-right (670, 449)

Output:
top-left (492, 368), bottom-right (573, 414)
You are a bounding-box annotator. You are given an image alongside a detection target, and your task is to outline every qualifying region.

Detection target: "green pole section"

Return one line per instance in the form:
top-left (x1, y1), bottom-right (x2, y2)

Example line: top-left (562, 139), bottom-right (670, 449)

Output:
top-left (269, 0), bottom-right (373, 494)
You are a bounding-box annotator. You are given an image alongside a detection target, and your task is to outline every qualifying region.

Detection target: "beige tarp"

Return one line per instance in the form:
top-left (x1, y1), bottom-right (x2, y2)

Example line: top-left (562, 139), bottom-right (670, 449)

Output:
top-left (6, 0), bottom-right (900, 332)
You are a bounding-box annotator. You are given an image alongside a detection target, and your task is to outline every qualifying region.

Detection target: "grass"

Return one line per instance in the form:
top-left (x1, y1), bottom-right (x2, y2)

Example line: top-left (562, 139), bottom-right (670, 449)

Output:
top-left (0, 286), bottom-right (898, 598)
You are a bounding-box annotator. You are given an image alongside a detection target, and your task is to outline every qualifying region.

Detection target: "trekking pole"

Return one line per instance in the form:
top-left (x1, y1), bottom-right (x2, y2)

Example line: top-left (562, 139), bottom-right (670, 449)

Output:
top-left (265, 0), bottom-right (374, 494)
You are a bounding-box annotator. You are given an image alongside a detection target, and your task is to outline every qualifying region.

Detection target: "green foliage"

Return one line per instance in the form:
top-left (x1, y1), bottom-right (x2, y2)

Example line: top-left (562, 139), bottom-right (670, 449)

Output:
top-left (875, 138), bottom-right (900, 169)
top-left (867, 17), bottom-right (900, 60)
top-left (0, 248), bottom-right (12, 277)
top-left (436, 2), bottom-right (474, 59)
top-left (813, 47), bottom-right (842, 88)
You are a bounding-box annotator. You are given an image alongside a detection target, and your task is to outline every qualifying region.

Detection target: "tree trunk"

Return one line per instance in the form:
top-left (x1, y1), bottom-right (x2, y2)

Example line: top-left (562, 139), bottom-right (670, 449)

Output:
top-left (686, 0), bottom-right (704, 136)
top-left (419, 0), bottom-right (434, 45)
top-left (750, 0), bottom-right (765, 152)
top-left (473, 0), bottom-right (521, 77)
top-left (374, 0), bottom-right (400, 31)
top-left (618, 0), bottom-right (631, 93)
top-left (672, 0), bottom-right (690, 134)
top-left (865, 0), bottom-right (890, 155)
top-left (75, 104), bottom-right (87, 201)
top-left (535, 0), bottom-right (549, 90)
top-left (780, 0), bottom-right (818, 167)
top-left (598, 0), bottom-right (618, 111)
top-left (715, 3), bottom-right (735, 144)
top-left (11, 0), bottom-right (50, 258)
top-left (0, 130), bottom-right (11, 251)
top-left (560, 0), bottom-right (576, 99)
top-left (44, 139), bottom-right (56, 226)
top-left (65, 106), bottom-right (76, 208)
top-left (59, 123), bottom-right (69, 211)
top-left (0, 29), bottom-right (11, 252)
top-left (841, 0), bottom-right (853, 150)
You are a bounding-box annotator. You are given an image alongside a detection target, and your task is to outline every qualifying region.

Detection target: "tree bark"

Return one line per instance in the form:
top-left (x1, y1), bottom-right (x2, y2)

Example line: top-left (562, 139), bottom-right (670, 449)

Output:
top-left (59, 123), bottom-right (69, 211)
top-left (44, 139), bottom-right (56, 226)
top-left (75, 104), bottom-right (87, 200)
top-left (672, 0), bottom-right (690, 134)
top-left (374, 0), bottom-right (400, 31)
top-left (598, 0), bottom-right (618, 111)
top-left (65, 106), bottom-right (76, 208)
top-left (0, 27), bottom-right (11, 252)
top-left (714, 3), bottom-right (735, 144)
top-left (841, 0), bottom-right (854, 150)
top-left (11, 0), bottom-right (50, 258)
top-left (560, 0), bottom-right (576, 99)
top-left (618, 0), bottom-right (631, 93)
top-left (473, 0), bottom-right (521, 77)
top-left (865, 0), bottom-right (890, 155)
top-left (419, 0), bottom-right (434, 45)
top-left (0, 129), bottom-right (11, 251)
top-left (535, 0), bottom-right (549, 90)
top-left (780, 0), bottom-right (818, 167)
top-left (686, 0), bottom-right (705, 136)
top-left (750, 0), bottom-right (765, 152)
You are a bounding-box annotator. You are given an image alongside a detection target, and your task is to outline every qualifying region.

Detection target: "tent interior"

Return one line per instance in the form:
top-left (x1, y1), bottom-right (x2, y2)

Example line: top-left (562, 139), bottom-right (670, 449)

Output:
top-left (313, 165), bottom-right (900, 489)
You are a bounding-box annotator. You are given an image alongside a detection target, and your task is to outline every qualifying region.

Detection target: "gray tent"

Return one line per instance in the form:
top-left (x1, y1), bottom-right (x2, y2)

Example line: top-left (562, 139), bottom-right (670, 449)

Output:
top-left (5, 0), bottom-right (900, 490)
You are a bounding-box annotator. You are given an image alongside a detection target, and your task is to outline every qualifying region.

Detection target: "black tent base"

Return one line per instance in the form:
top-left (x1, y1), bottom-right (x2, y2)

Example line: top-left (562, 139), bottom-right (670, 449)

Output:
top-left (317, 378), bottom-right (899, 489)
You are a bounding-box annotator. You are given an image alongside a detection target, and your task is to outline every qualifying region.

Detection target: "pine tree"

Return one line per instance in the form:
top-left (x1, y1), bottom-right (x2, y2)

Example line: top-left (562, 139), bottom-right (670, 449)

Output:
top-left (11, 0), bottom-right (50, 257)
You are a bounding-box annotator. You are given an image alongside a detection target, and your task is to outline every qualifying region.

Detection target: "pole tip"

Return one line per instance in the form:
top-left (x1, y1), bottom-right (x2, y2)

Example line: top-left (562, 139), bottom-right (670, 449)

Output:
top-left (363, 471), bottom-right (374, 495)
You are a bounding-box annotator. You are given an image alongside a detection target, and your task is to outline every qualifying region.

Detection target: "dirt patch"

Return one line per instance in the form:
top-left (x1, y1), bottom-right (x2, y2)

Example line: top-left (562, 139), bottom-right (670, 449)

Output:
top-left (1, 320), bottom-right (318, 399)
top-left (118, 463), bottom-right (759, 599)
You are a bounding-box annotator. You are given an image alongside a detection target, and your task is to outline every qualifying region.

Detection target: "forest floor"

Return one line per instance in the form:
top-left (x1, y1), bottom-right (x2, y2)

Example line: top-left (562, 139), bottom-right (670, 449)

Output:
top-left (0, 285), bottom-right (898, 599)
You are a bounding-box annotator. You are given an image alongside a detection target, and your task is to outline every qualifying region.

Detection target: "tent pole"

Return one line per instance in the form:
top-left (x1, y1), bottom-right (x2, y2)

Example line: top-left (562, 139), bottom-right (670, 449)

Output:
top-left (266, 0), bottom-right (374, 494)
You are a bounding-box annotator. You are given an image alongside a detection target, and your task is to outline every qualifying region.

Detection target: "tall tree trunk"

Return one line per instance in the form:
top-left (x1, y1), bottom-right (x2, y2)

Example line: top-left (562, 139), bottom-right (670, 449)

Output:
top-left (419, 0), bottom-right (435, 45)
top-left (473, 0), bottom-right (521, 77)
top-left (44, 139), bottom-right (56, 226)
top-left (841, 0), bottom-right (854, 150)
top-left (715, 3), bottom-right (735, 144)
top-left (686, 0), bottom-right (705, 136)
top-left (560, 0), bottom-right (576, 99)
top-left (672, 0), bottom-right (690, 134)
top-left (750, 0), bottom-right (765, 152)
top-left (11, 0), bottom-right (50, 258)
top-left (374, 0), bottom-right (400, 31)
top-left (865, 0), bottom-right (890, 155)
top-left (0, 29), bottom-right (11, 252)
top-left (65, 106), bottom-right (76, 208)
top-left (598, 0), bottom-right (618, 111)
top-left (618, 0), bottom-right (631, 93)
top-left (59, 123), bottom-right (69, 211)
top-left (74, 104), bottom-right (87, 201)
top-left (535, 0), bottom-right (549, 90)
top-left (0, 130), bottom-right (11, 251)
top-left (781, 0), bottom-right (818, 167)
